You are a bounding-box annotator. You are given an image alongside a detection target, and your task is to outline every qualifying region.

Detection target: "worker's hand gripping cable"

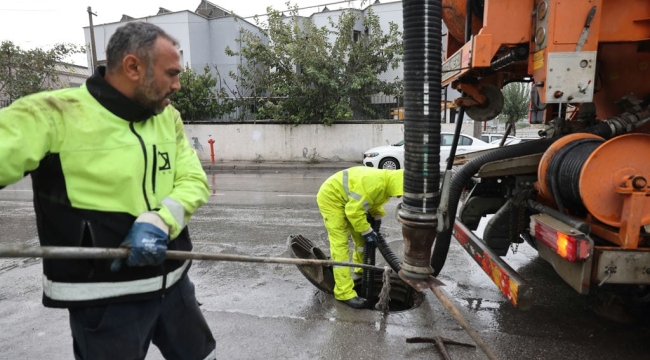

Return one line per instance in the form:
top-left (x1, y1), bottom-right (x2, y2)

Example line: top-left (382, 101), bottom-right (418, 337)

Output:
top-left (361, 230), bottom-right (378, 246)
top-left (371, 217), bottom-right (382, 233)
top-left (365, 211), bottom-right (383, 236)
top-left (111, 212), bottom-right (170, 272)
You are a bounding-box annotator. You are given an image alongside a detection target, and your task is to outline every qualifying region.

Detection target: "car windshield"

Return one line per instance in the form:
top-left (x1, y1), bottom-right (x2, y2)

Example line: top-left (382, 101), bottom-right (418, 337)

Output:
top-left (393, 140), bottom-right (405, 146)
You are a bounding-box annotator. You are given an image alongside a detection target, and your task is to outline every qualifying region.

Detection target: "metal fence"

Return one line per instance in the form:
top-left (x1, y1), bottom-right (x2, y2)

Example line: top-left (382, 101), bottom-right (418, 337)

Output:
top-left (351, 94), bottom-right (404, 120)
top-left (198, 94), bottom-right (405, 122)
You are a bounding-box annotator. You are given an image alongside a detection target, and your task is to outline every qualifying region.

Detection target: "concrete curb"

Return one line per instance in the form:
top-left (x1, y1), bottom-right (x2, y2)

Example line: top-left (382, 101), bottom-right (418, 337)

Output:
top-left (201, 161), bottom-right (361, 171)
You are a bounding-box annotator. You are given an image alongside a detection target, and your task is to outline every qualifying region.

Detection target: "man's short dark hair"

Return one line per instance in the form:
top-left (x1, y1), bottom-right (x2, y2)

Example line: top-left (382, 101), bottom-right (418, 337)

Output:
top-left (105, 22), bottom-right (178, 71)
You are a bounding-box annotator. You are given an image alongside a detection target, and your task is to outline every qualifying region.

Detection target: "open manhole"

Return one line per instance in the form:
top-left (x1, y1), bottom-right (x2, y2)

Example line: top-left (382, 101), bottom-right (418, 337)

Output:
top-left (354, 274), bottom-right (423, 312)
top-left (288, 234), bottom-right (422, 312)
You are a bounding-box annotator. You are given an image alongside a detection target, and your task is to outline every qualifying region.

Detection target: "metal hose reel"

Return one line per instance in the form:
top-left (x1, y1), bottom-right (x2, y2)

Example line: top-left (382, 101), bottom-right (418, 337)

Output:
top-left (538, 133), bottom-right (650, 227)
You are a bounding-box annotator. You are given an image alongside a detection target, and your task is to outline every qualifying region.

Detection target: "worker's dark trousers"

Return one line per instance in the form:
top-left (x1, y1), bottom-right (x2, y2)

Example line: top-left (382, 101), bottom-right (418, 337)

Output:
top-left (68, 275), bottom-right (216, 360)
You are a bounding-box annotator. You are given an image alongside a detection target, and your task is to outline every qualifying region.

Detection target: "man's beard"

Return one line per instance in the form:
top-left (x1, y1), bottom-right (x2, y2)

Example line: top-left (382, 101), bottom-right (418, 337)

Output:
top-left (134, 73), bottom-right (173, 115)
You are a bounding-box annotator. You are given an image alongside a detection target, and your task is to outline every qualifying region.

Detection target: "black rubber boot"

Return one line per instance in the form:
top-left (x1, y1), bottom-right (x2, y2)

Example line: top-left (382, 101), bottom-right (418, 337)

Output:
top-left (340, 297), bottom-right (367, 309)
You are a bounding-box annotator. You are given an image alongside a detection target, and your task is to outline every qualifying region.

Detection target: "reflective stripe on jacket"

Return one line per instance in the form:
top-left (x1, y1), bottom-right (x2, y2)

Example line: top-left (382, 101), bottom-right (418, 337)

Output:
top-left (317, 167), bottom-right (404, 234)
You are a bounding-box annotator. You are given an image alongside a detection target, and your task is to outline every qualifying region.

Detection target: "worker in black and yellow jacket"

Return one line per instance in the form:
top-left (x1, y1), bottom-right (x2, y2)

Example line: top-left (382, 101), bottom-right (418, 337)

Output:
top-left (0, 22), bottom-right (216, 359)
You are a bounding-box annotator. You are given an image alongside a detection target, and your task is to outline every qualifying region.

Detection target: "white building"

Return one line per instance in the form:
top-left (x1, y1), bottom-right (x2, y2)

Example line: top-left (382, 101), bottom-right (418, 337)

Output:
top-left (0, 62), bottom-right (90, 105)
top-left (51, 63), bottom-right (91, 88)
top-left (83, 0), bottom-right (464, 122)
top-left (83, 1), bottom-right (261, 97)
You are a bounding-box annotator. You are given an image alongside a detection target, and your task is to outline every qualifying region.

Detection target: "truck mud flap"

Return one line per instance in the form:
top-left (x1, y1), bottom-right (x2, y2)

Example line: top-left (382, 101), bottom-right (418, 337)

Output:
top-left (453, 221), bottom-right (533, 310)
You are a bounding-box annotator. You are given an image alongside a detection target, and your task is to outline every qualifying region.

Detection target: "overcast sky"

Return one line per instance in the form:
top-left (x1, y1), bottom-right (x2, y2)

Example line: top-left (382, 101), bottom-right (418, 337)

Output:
top-left (0, 0), bottom-right (400, 65)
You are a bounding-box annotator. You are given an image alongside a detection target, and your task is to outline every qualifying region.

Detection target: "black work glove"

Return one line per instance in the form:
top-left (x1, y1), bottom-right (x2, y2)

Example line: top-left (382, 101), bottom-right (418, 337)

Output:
top-left (365, 213), bottom-right (382, 233)
top-left (362, 231), bottom-right (378, 246)
top-left (372, 218), bottom-right (382, 233)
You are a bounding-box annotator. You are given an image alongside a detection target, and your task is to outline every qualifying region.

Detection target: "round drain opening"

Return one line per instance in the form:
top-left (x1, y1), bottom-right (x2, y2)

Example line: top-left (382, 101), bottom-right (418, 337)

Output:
top-left (287, 235), bottom-right (422, 312)
top-left (353, 274), bottom-right (423, 312)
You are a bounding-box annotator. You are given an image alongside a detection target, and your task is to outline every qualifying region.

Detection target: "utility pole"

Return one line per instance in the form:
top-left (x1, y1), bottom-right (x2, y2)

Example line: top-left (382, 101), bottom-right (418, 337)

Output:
top-left (473, 115), bottom-right (482, 138)
top-left (87, 6), bottom-right (98, 70)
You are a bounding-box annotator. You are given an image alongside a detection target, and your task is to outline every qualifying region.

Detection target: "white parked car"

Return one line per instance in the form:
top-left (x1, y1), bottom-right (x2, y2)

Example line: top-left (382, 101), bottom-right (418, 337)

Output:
top-left (481, 133), bottom-right (517, 143)
top-left (490, 137), bottom-right (541, 146)
top-left (362, 132), bottom-right (494, 170)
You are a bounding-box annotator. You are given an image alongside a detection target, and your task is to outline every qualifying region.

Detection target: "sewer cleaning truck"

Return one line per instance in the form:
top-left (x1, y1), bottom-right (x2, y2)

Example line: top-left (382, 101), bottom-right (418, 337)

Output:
top-left (424, 0), bottom-right (650, 321)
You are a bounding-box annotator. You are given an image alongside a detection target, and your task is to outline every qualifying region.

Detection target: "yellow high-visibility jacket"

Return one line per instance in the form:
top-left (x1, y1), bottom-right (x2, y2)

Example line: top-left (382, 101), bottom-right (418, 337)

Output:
top-left (0, 72), bottom-right (208, 308)
top-left (318, 167), bottom-right (404, 233)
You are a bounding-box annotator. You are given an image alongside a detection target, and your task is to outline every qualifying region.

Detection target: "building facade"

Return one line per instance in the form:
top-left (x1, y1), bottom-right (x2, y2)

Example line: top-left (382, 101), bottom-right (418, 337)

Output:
top-left (0, 62), bottom-right (90, 107)
top-left (83, 1), bottom-right (465, 122)
top-left (83, 1), bottom-right (261, 97)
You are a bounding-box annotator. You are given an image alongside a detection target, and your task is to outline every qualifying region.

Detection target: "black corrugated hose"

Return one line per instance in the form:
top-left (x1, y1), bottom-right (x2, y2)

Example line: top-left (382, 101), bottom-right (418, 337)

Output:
top-left (430, 138), bottom-right (557, 276)
top-left (362, 241), bottom-right (377, 302)
top-left (363, 212), bottom-right (403, 302)
top-left (401, 0), bottom-right (443, 214)
top-left (377, 233), bottom-right (402, 272)
top-left (365, 212), bottom-right (403, 273)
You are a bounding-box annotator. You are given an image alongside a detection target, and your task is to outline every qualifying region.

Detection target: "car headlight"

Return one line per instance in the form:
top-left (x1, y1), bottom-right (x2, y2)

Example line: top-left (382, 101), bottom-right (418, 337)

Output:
top-left (364, 152), bottom-right (379, 158)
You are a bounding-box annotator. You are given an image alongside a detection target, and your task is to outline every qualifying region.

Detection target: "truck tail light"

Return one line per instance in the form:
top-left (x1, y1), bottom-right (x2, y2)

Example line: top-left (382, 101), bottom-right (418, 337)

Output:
top-left (531, 215), bottom-right (590, 262)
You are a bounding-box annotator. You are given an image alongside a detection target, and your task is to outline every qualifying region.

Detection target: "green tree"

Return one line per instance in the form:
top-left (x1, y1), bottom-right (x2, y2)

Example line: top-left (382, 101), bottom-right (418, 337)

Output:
top-left (0, 41), bottom-right (85, 101)
top-left (226, 5), bottom-right (402, 125)
top-left (170, 65), bottom-right (234, 121)
top-left (499, 82), bottom-right (530, 137)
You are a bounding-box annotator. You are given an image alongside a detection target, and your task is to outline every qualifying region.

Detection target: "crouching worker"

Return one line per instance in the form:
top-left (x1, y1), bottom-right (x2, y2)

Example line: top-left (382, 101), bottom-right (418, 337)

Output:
top-left (0, 22), bottom-right (216, 359)
top-left (316, 167), bottom-right (404, 309)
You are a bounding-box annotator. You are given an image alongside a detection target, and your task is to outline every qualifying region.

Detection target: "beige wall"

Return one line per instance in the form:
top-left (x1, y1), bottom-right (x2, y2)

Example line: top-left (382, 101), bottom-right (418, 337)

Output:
top-left (184, 123), bottom-right (406, 163)
top-left (184, 122), bottom-right (472, 163)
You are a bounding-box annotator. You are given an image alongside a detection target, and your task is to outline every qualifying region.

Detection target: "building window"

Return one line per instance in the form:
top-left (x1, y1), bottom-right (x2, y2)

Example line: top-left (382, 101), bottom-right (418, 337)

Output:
top-left (353, 30), bottom-right (361, 42)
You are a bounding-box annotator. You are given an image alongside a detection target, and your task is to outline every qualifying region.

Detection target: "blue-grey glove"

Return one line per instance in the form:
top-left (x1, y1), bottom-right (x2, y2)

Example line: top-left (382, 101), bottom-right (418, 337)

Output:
top-left (362, 231), bottom-right (378, 246)
top-left (111, 212), bottom-right (170, 272)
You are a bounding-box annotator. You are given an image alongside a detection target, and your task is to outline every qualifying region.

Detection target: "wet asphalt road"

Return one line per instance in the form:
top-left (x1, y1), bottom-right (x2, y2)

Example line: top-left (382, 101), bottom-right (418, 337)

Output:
top-left (1, 169), bottom-right (650, 360)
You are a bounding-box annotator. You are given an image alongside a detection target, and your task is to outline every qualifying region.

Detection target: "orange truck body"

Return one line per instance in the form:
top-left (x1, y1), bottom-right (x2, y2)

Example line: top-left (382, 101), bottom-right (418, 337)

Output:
top-left (440, 0), bottom-right (650, 312)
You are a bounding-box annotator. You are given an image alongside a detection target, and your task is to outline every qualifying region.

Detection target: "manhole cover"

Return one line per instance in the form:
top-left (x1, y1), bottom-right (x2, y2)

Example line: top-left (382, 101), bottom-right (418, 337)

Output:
top-left (287, 234), bottom-right (335, 294)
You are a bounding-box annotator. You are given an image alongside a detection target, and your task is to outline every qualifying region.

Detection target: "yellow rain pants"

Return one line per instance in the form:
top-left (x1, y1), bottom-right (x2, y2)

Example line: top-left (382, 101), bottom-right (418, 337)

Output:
top-left (316, 167), bottom-right (404, 301)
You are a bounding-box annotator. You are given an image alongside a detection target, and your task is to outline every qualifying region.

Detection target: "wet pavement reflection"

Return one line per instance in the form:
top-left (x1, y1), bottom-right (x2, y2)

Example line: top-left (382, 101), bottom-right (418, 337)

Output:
top-left (1, 170), bottom-right (649, 359)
